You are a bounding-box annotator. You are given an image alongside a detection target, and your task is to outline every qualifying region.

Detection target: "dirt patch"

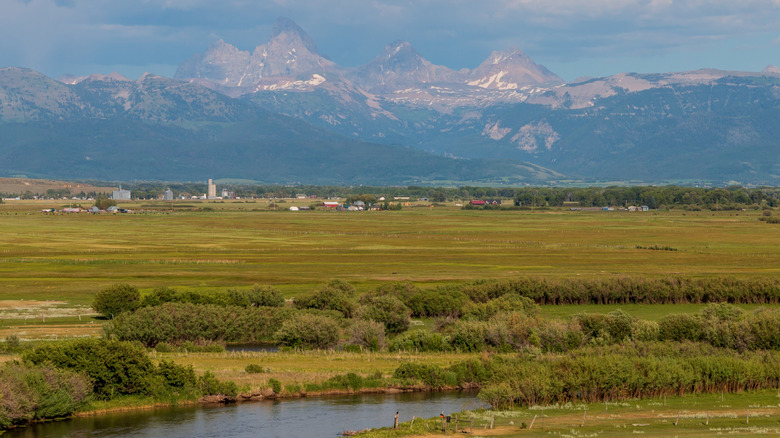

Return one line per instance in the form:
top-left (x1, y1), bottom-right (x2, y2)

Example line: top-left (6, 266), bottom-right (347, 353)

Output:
top-left (0, 324), bottom-right (102, 340)
top-left (0, 300), bottom-right (66, 309)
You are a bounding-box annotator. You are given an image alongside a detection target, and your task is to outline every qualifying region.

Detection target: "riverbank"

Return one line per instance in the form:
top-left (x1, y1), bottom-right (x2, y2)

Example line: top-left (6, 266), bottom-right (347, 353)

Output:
top-left (355, 390), bottom-right (780, 437)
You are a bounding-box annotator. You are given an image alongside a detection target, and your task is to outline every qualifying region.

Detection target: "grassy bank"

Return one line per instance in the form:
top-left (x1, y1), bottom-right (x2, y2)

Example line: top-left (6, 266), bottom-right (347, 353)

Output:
top-left (355, 390), bottom-right (780, 437)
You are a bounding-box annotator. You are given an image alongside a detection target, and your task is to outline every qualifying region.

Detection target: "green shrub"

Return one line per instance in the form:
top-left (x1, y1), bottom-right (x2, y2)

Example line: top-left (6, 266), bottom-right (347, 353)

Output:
top-left (388, 330), bottom-right (451, 352)
top-left (92, 284), bottom-right (141, 318)
top-left (273, 314), bottom-right (341, 349)
top-left (157, 360), bottom-right (196, 388)
top-left (0, 362), bottom-right (91, 429)
top-left (574, 310), bottom-right (634, 342)
top-left (631, 319), bottom-right (660, 342)
top-left (198, 371), bottom-right (238, 397)
top-left (245, 364), bottom-right (268, 374)
top-left (348, 319), bottom-right (386, 351)
top-left (268, 378), bottom-right (282, 395)
top-left (23, 339), bottom-right (156, 399)
top-left (245, 285), bottom-right (286, 307)
top-left (393, 363), bottom-right (455, 388)
top-left (461, 294), bottom-right (538, 321)
top-left (293, 280), bottom-right (356, 317)
top-left (447, 320), bottom-right (488, 352)
top-left (658, 314), bottom-right (704, 342)
top-left (356, 295), bottom-right (411, 334)
top-left (405, 286), bottom-right (466, 317)
top-left (2, 334), bottom-right (21, 353)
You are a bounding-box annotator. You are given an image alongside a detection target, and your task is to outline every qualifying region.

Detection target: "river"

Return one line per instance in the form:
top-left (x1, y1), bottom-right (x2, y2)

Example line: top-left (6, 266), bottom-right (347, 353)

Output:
top-left (7, 391), bottom-right (482, 438)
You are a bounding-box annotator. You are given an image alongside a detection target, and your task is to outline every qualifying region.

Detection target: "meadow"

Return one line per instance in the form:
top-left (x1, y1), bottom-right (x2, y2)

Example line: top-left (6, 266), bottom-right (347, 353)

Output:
top-left (1, 199), bottom-right (777, 305)
top-left (2, 198), bottom-right (780, 434)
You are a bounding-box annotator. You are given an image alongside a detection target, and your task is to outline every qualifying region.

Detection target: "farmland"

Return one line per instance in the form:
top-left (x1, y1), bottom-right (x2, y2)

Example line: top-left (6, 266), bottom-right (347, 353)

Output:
top-left (1, 199), bottom-right (777, 305)
top-left (2, 197), bottom-right (779, 436)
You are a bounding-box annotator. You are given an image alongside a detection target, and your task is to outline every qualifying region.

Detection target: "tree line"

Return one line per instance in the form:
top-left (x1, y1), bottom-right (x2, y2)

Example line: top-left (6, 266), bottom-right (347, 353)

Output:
top-left (42, 182), bottom-right (779, 209)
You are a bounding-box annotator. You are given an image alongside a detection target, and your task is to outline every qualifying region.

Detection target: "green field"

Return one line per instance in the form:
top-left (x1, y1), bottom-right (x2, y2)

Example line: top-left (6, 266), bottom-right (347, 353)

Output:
top-left (2, 200), bottom-right (778, 306)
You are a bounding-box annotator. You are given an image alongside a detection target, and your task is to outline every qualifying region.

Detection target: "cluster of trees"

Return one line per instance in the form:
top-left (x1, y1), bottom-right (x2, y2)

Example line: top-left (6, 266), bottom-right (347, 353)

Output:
top-left (0, 339), bottom-right (236, 430)
top-left (97, 277), bottom-right (780, 354)
top-left (92, 284), bottom-right (286, 318)
top-left (512, 186), bottom-right (779, 209)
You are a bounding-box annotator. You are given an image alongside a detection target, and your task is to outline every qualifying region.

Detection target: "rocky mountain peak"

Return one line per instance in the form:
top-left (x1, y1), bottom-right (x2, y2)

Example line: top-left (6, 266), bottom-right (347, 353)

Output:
top-left (350, 40), bottom-right (464, 90)
top-left (762, 65), bottom-right (780, 75)
top-left (271, 17), bottom-right (319, 54)
top-left (467, 48), bottom-right (564, 90)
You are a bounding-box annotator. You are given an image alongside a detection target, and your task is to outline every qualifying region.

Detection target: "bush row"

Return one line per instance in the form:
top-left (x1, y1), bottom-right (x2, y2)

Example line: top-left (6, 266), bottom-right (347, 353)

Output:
top-left (390, 342), bottom-right (780, 409)
top-left (106, 303), bottom-right (298, 346)
top-left (388, 304), bottom-right (780, 353)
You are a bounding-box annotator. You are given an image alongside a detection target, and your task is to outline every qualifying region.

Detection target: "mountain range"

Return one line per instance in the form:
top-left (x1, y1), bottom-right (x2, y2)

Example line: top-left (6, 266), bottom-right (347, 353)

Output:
top-left (1, 17), bottom-right (778, 185)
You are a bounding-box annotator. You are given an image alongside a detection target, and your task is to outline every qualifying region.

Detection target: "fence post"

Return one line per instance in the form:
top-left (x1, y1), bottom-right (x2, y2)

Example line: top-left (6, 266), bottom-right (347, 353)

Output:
top-left (581, 410), bottom-right (586, 427)
top-left (674, 411), bottom-right (680, 426)
top-left (410, 416), bottom-right (415, 429)
top-left (489, 415), bottom-right (495, 429)
top-left (529, 414), bottom-right (537, 429)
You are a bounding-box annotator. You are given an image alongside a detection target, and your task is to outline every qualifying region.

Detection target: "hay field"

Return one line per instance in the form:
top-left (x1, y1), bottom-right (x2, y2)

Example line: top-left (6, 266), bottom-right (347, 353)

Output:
top-left (1, 200), bottom-right (778, 307)
top-left (0, 178), bottom-right (115, 196)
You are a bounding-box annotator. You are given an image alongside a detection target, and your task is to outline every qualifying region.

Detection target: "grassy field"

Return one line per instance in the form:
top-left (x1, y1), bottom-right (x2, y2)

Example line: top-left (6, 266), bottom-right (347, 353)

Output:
top-left (1, 199), bottom-right (777, 306)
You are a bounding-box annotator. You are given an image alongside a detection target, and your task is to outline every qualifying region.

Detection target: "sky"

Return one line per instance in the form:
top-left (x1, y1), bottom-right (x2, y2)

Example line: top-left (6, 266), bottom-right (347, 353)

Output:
top-left (2, 0), bottom-right (780, 82)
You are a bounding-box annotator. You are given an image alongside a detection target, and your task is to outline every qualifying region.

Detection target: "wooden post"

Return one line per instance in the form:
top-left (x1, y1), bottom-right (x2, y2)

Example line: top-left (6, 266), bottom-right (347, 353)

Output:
top-left (706, 410), bottom-right (709, 425)
top-left (674, 411), bottom-right (680, 426)
top-left (394, 411), bottom-right (399, 429)
top-left (410, 416), bottom-right (415, 429)
top-left (746, 409), bottom-right (749, 424)
top-left (41, 312), bottom-right (45, 323)
top-left (489, 415), bottom-right (495, 429)
top-left (454, 415), bottom-right (458, 433)
top-left (581, 410), bottom-right (586, 427)
top-left (529, 415), bottom-right (537, 429)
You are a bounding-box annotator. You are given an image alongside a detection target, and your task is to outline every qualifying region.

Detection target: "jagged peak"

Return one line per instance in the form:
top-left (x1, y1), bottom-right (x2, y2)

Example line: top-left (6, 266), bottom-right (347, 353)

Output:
top-left (384, 40), bottom-right (416, 58)
top-left (486, 47), bottom-right (532, 65)
top-left (762, 65), bottom-right (780, 74)
top-left (271, 17), bottom-right (318, 54)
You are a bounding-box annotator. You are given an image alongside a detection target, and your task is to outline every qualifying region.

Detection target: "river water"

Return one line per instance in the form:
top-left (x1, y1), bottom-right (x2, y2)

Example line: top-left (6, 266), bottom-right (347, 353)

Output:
top-left (8, 391), bottom-right (482, 438)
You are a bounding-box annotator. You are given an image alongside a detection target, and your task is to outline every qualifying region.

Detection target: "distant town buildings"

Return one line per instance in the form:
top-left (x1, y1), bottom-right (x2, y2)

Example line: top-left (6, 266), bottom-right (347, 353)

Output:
top-left (112, 185), bottom-right (131, 200)
top-left (207, 179), bottom-right (217, 199)
top-left (221, 188), bottom-right (236, 199)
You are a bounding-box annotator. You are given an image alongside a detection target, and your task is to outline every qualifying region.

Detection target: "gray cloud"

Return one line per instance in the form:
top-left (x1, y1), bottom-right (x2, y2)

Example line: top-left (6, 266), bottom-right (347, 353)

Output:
top-left (3, 0), bottom-right (779, 79)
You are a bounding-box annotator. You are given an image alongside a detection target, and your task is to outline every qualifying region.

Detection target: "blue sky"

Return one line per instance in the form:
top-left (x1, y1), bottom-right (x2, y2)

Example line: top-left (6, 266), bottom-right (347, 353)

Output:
top-left (3, 0), bottom-right (779, 82)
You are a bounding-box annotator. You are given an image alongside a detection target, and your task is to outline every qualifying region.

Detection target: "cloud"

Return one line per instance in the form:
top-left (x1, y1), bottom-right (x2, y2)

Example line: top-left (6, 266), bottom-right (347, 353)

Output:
top-left (2, 0), bottom-right (779, 78)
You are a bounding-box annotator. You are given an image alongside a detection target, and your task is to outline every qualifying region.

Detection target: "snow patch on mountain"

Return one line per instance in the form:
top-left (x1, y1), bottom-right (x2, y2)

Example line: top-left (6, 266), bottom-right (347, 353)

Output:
top-left (511, 120), bottom-right (560, 152)
top-left (483, 121), bottom-right (512, 140)
top-left (256, 74), bottom-right (327, 91)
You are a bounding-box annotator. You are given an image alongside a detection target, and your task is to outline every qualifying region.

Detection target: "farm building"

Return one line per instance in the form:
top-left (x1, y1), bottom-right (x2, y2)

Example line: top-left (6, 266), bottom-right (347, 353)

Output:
top-left (112, 186), bottom-right (131, 200)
